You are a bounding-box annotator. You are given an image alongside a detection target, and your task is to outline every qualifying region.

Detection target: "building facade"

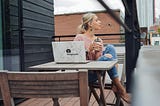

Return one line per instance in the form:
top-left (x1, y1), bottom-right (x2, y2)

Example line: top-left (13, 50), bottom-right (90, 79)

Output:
top-left (54, 10), bottom-right (125, 44)
top-left (136, 0), bottom-right (155, 30)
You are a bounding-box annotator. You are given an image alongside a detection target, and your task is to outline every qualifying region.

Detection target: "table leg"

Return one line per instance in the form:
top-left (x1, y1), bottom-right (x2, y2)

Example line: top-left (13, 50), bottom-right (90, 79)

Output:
top-left (52, 98), bottom-right (60, 106)
top-left (89, 85), bottom-right (100, 103)
top-left (96, 71), bottom-right (106, 106)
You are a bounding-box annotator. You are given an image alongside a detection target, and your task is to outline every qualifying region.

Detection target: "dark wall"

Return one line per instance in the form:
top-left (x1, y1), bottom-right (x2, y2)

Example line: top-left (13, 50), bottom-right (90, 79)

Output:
top-left (3, 0), bottom-right (54, 71)
top-left (22, 0), bottom-right (54, 70)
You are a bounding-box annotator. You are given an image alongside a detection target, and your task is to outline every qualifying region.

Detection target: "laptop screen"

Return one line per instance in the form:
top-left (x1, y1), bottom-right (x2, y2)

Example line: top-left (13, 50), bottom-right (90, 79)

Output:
top-left (52, 41), bottom-right (87, 63)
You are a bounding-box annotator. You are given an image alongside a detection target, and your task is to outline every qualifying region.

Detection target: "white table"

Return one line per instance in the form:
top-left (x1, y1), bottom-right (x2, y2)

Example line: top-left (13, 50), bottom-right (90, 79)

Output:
top-left (30, 61), bottom-right (118, 106)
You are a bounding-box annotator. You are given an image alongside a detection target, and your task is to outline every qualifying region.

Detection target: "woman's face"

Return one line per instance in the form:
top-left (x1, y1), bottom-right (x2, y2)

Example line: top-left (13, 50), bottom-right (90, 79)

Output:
top-left (90, 16), bottom-right (102, 30)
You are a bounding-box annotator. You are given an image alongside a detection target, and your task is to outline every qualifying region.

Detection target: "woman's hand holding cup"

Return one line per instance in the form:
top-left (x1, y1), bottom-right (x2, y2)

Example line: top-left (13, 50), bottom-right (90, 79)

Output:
top-left (92, 42), bottom-right (102, 51)
top-left (91, 38), bottom-right (102, 52)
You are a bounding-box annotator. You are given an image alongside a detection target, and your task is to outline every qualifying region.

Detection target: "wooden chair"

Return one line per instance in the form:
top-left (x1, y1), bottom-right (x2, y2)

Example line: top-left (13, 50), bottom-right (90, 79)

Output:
top-left (0, 70), bottom-right (88, 106)
top-left (116, 53), bottom-right (126, 84)
top-left (89, 53), bottom-right (126, 106)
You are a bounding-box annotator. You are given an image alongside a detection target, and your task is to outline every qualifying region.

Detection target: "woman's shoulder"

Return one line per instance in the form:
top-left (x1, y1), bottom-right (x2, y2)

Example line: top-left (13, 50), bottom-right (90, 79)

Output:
top-left (75, 34), bottom-right (85, 38)
top-left (74, 34), bottom-right (85, 41)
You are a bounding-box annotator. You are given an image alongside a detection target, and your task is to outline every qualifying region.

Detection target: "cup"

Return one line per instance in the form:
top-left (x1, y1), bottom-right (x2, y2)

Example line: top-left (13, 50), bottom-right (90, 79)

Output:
top-left (93, 38), bottom-right (102, 51)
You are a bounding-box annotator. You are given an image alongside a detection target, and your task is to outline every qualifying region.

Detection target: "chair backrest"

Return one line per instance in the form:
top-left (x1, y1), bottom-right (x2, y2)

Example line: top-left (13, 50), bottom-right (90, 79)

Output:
top-left (0, 70), bottom-right (88, 106)
top-left (117, 53), bottom-right (125, 65)
top-left (117, 53), bottom-right (126, 83)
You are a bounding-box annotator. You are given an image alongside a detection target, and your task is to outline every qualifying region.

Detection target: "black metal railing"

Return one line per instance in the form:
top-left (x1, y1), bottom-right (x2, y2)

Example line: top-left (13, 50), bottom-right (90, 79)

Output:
top-left (52, 33), bottom-right (126, 44)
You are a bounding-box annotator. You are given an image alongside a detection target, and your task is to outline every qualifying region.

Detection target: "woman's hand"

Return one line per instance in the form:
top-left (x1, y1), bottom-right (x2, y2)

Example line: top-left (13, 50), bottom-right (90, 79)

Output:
top-left (89, 42), bottom-right (103, 52)
top-left (89, 43), bottom-right (94, 51)
top-left (104, 53), bottom-right (113, 58)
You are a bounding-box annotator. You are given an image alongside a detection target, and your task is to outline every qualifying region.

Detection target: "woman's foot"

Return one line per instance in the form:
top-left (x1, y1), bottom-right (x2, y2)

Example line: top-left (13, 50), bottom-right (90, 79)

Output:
top-left (112, 78), bottom-right (131, 104)
top-left (120, 92), bottom-right (131, 104)
top-left (112, 84), bottom-right (131, 104)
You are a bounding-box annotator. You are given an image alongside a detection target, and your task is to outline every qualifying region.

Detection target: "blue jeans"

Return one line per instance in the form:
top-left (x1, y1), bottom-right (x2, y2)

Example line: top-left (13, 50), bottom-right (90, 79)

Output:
top-left (88, 44), bottom-right (118, 83)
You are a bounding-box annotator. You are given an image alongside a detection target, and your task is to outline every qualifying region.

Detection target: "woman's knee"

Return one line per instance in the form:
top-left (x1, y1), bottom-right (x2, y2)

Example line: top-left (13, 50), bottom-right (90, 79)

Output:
top-left (97, 55), bottom-right (114, 61)
top-left (107, 66), bottom-right (118, 79)
top-left (105, 44), bottom-right (117, 59)
top-left (107, 44), bottom-right (115, 52)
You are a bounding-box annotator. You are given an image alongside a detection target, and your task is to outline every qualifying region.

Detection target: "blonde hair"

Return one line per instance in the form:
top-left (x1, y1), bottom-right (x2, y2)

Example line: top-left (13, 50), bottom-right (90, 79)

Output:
top-left (77, 13), bottom-right (96, 34)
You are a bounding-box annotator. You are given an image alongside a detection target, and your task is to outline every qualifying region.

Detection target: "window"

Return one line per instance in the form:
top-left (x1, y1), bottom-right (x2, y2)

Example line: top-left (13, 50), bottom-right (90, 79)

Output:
top-left (154, 41), bottom-right (159, 45)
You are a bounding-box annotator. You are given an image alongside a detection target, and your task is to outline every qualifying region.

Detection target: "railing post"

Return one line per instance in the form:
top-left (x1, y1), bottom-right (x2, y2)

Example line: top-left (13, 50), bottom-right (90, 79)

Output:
top-left (125, 0), bottom-right (140, 92)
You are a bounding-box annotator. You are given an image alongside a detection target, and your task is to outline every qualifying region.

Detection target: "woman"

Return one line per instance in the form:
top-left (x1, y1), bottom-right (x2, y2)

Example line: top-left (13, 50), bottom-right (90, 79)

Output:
top-left (74, 12), bottom-right (131, 103)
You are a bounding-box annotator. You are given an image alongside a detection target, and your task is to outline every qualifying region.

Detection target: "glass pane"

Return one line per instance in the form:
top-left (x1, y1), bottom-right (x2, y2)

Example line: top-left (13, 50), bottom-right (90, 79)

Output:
top-left (9, 0), bottom-right (20, 71)
top-left (0, 0), bottom-right (3, 69)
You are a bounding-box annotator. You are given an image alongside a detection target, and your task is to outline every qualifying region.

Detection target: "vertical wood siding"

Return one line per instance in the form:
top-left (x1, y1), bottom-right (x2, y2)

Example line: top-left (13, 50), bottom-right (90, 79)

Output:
top-left (23, 0), bottom-right (54, 70)
top-left (9, 0), bottom-right (54, 71)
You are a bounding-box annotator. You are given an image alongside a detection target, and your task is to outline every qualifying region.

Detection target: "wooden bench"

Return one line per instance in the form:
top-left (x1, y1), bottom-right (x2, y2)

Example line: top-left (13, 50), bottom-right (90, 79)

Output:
top-left (0, 70), bottom-right (88, 106)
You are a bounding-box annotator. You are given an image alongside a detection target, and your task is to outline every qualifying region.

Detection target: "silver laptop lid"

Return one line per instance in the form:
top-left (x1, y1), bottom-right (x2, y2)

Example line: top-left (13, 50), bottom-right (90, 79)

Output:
top-left (52, 41), bottom-right (87, 63)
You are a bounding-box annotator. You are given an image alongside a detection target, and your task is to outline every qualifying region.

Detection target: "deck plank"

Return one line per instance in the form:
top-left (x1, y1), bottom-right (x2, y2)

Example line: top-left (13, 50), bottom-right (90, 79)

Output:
top-left (18, 90), bottom-right (131, 106)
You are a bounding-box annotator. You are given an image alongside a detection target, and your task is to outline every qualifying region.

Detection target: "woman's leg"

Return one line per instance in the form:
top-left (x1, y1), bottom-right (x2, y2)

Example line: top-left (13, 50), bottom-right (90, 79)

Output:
top-left (98, 44), bottom-right (117, 61)
top-left (97, 45), bottom-right (131, 103)
top-left (103, 44), bottom-right (117, 59)
top-left (112, 77), bottom-right (131, 103)
top-left (102, 44), bottom-right (119, 69)
top-left (107, 66), bottom-right (131, 103)
top-left (88, 71), bottom-right (98, 83)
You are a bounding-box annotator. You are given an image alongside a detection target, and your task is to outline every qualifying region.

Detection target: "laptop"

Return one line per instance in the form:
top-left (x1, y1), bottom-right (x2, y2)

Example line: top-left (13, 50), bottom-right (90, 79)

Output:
top-left (52, 41), bottom-right (89, 64)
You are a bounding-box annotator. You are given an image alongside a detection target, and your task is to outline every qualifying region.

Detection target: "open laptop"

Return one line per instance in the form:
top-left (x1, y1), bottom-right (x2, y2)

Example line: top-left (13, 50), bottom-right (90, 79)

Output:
top-left (52, 41), bottom-right (89, 64)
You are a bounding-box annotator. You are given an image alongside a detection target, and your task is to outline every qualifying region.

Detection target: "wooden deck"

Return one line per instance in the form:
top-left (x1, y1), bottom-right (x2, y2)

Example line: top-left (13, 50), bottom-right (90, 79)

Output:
top-left (18, 89), bottom-right (131, 106)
